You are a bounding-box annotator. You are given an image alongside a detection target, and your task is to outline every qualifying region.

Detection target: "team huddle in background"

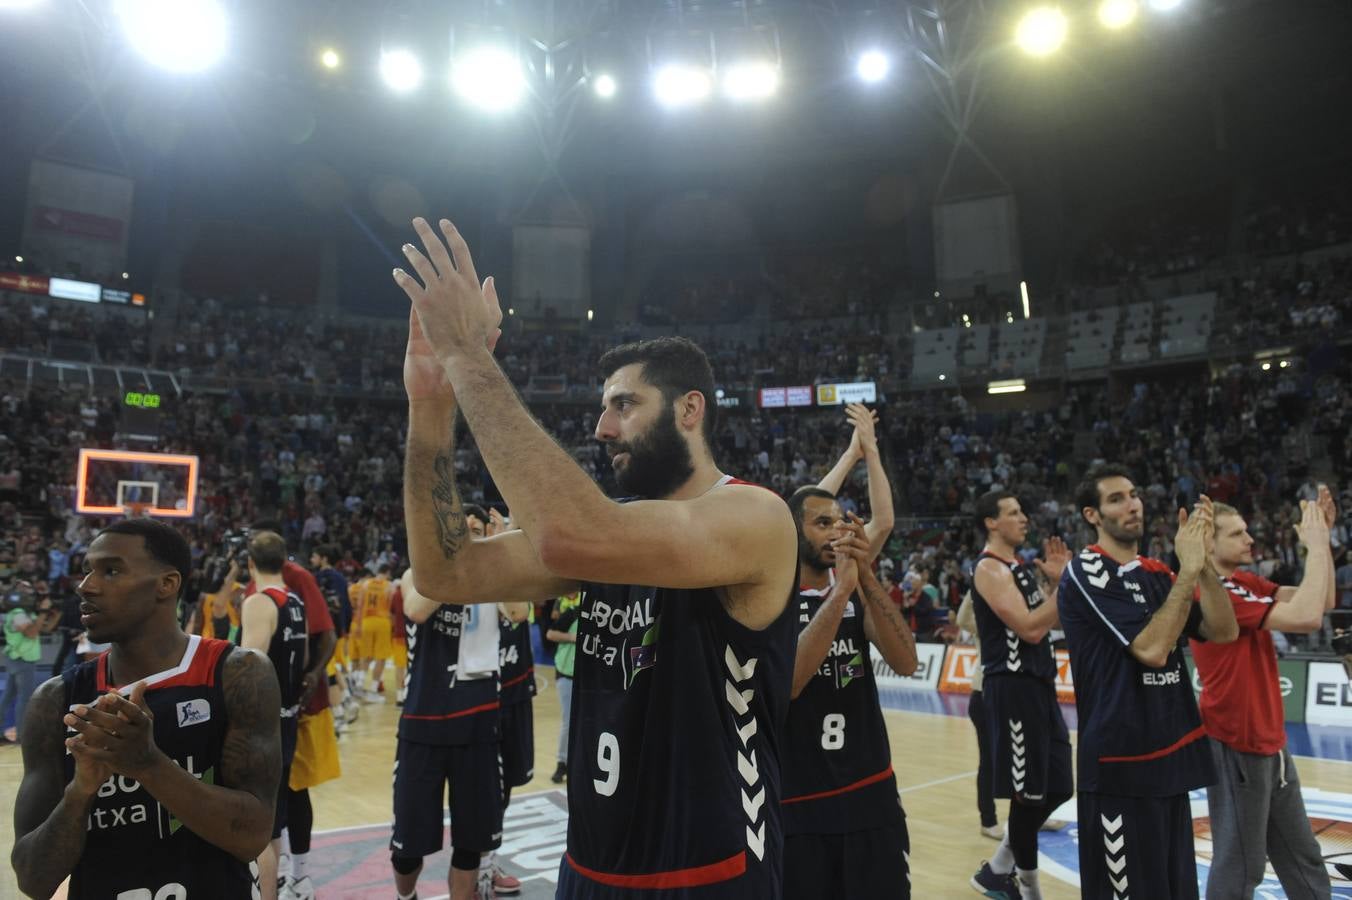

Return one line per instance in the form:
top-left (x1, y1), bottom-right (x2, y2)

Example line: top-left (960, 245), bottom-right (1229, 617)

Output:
top-left (9, 219), bottom-right (1345, 900)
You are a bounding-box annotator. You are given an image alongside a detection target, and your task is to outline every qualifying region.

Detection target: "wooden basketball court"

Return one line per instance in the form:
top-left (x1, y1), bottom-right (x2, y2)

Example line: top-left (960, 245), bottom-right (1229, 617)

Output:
top-left (5, 665), bottom-right (1352, 898)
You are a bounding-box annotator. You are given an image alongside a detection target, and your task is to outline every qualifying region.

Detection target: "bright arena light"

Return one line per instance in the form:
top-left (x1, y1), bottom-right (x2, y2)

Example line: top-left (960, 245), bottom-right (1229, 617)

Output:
top-left (380, 48), bottom-right (423, 93)
top-left (1099, 0), bottom-right (1139, 29)
top-left (452, 46), bottom-right (526, 112)
top-left (320, 48), bottom-right (341, 70)
top-left (1149, 0), bottom-right (1183, 10)
top-left (855, 50), bottom-right (891, 83)
top-left (1015, 7), bottom-right (1069, 58)
top-left (0, 0), bottom-right (48, 10)
top-left (722, 62), bottom-right (779, 102)
top-left (115, 0), bottom-right (228, 73)
top-left (593, 73), bottom-right (617, 99)
top-left (653, 65), bottom-right (712, 108)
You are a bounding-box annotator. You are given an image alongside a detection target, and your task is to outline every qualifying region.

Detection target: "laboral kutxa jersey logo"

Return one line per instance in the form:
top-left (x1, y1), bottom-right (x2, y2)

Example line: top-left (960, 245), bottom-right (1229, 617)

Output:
top-left (1037, 788), bottom-right (1352, 898)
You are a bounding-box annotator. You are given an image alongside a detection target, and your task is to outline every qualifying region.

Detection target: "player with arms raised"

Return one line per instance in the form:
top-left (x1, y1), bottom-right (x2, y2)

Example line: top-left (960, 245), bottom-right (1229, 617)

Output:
top-left (393, 217), bottom-right (799, 899)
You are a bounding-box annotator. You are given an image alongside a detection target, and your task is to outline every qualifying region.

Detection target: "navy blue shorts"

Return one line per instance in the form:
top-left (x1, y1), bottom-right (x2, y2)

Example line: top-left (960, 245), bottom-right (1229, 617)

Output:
top-left (390, 738), bottom-right (503, 857)
top-left (783, 820), bottom-right (910, 900)
top-left (983, 676), bottom-right (1073, 803)
top-left (1077, 791), bottom-right (1198, 900)
top-left (499, 698), bottom-right (535, 790)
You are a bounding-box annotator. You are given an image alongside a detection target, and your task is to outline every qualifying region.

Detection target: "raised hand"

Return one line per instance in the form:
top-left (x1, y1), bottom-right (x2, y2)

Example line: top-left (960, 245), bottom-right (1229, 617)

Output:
top-left (844, 403), bottom-right (880, 457)
top-left (1295, 496), bottom-right (1332, 549)
top-left (393, 217), bottom-right (503, 365)
top-left (1317, 484), bottom-right (1338, 530)
top-left (829, 513), bottom-right (870, 592)
top-left (833, 512), bottom-right (872, 564)
top-left (487, 507), bottom-right (514, 536)
top-left (1175, 495), bottom-right (1213, 575)
top-left (1035, 536), bottom-right (1072, 583)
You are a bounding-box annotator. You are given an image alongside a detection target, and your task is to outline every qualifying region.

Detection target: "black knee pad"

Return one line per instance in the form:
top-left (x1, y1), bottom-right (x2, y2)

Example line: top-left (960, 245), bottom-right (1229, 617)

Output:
top-left (451, 847), bottom-right (482, 871)
top-left (391, 852), bottom-right (423, 875)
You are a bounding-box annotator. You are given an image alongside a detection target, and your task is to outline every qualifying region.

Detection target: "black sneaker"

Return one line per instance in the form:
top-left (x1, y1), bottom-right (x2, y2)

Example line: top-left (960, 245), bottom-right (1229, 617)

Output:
top-left (970, 861), bottom-right (1019, 899)
top-left (550, 762), bottom-right (567, 784)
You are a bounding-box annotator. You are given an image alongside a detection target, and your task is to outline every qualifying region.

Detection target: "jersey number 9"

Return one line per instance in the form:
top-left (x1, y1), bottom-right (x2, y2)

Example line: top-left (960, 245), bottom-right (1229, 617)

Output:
top-left (594, 731), bottom-right (620, 796)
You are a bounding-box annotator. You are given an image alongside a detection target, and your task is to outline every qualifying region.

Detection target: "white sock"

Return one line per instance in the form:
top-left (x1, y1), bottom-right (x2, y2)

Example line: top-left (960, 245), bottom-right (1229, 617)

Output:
top-left (396, 890), bottom-right (417, 900)
top-left (1016, 867), bottom-right (1042, 900)
top-left (292, 852), bottom-right (308, 880)
top-left (990, 834), bottom-right (1015, 874)
top-left (479, 853), bottom-right (493, 873)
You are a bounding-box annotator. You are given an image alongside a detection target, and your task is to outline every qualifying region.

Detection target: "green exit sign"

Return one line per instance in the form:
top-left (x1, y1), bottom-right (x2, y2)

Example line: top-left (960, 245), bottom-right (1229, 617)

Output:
top-left (124, 391), bottom-right (161, 409)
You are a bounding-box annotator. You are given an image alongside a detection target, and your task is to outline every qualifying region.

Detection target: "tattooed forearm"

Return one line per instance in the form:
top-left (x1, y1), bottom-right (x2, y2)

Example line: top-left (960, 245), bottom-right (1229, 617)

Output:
top-left (432, 450), bottom-right (469, 560)
top-left (12, 679), bottom-right (95, 899)
top-left (859, 570), bottom-right (918, 676)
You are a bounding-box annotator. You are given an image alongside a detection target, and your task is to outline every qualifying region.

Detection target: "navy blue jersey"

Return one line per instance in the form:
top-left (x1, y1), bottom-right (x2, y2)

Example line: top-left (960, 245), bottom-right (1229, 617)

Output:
top-left (261, 586), bottom-right (309, 717)
top-left (564, 573), bottom-right (797, 894)
top-left (499, 614), bottom-right (537, 707)
top-left (62, 636), bottom-right (251, 899)
top-left (401, 604), bottom-right (499, 745)
top-left (973, 551), bottom-right (1057, 682)
top-left (1059, 545), bottom-right (1214, 796)
top-left (315, 566), bottom-right (352, 636)
top-left (781, 587), bottom-right (901, 836)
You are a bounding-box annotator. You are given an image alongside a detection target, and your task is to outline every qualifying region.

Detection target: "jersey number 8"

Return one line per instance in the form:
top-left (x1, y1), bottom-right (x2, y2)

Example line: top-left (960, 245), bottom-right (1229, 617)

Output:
top-left (821, 713), bottom-right (846, 750)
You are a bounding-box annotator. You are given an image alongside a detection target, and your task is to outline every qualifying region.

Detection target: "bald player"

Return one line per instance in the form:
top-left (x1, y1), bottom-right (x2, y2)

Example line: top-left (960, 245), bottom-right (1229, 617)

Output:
top-left (394, 217), bottom-right (798, 898)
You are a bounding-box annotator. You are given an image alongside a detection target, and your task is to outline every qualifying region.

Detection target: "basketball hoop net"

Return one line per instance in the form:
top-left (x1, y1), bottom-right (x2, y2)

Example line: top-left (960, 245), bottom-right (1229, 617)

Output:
top-left (124, 502), bottom-right (152, 519)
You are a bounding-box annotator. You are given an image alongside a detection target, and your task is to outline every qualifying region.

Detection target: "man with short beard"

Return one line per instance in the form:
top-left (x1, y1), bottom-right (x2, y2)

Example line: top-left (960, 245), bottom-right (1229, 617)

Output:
top-left (780, 488), bottom-right (917, 899)
top-left (1059, 464), bottom-right (1238, 900)
top-left (394, 217), bottom-right (799, 899)
top-left (1190, 491), bottom-right (1336, 899)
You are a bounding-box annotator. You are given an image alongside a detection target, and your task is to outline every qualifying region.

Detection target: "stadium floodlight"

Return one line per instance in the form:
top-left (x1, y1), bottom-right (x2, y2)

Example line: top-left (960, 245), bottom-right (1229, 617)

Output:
top-left (14, 255), bottom-right (22, 263)
top-left (653, 64), bottom-right (711, 108)
top-left (1098, 0), bottom-right (1139, 29)
top-left (593, 73), bottom-right (617, 99)
top-left (0, 0), bottom-right (48, 10)
top-left (452, 46), bottom-right (526, 112)
top-left (320, 48), bottom-right (341, 70)
top-left (1015, 7), bottom-right (1069, 57)
top-left (115, 0), bottom-right (228, 73)
top-left (855, 50), bottom-right (890, 83)
top-left (722, 62), bottom-right (779, 101)
top-left (1148, 0), bottom-right (1183, 10)
top-left (1020, 280), bottom-right (1031, 319)
top-left (122, 272), bottom-right (130, 280)
top-left (587, 308), bottom-right (595, 321)
top-left (1260, 362), bottom-right (1272, 371)
top-left (938, 374), bottom-right (947, 382)
top-left (380, 48), bottom-right (423, 93)
top-left (988, 379), bottom-right (1027, 395)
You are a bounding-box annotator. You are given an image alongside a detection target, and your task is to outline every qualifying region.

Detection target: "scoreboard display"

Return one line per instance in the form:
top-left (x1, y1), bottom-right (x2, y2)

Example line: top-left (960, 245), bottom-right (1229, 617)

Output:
top-left (119, 390), bottom-right (169, 440)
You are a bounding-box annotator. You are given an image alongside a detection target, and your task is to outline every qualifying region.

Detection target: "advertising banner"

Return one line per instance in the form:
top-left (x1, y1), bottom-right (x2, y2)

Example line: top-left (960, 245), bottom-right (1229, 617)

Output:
top-left (1187, 655), bottom-right (1308, 724)
top-left (875, 643), bottom-right (945, 691)
top-left (0, 272), bottom-right (49, 296)
top-left (816, 382), bottom-right (877, 406)
top-left (1305, 661), bottom-right (1352, 726)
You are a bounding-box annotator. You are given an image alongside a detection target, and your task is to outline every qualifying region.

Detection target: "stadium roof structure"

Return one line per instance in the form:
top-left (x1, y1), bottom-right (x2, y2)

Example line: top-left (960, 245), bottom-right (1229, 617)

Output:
top-left (1, 0), bottom-right (1348, 233)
